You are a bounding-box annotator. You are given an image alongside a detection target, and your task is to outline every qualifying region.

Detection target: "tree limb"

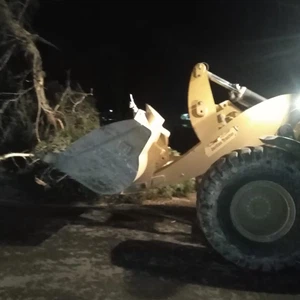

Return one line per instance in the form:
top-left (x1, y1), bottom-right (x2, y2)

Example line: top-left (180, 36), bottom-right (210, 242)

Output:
top-left (0, 0), bottom-right (58, 142)
top-left (17, 0), bottom-right (30, 23)
top-left (0, 152), bottom-right (34, 161)
top-left (0, 87), bottom-right (33, 114)
top-left (0, 44), bottom-right (16, 72)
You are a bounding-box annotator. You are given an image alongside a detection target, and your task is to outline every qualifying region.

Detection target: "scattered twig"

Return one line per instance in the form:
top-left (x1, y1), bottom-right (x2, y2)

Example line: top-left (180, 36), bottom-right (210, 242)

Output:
top-left (56, 174), bottom-right (67, 183)
top-left (28, 158), bottom-right (40, 165)
top-left (35, 176), bottom-right (48, 187)
top-left (0, 152), bottom-right (34, 161)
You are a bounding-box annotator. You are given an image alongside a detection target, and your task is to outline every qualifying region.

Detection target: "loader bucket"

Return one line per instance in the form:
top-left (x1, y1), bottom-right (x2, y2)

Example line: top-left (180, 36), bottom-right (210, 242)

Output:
top-left (43, 119), bottom-right (151, 195)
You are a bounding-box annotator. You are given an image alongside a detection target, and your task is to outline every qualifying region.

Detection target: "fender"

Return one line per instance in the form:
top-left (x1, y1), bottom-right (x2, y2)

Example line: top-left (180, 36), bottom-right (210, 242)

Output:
top-left (260, 135), bottom-right (300, 158)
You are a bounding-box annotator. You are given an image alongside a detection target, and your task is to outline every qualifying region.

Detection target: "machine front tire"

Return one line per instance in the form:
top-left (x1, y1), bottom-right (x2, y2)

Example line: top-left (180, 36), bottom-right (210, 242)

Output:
top-left (197, 146), bottom-right (300, 271)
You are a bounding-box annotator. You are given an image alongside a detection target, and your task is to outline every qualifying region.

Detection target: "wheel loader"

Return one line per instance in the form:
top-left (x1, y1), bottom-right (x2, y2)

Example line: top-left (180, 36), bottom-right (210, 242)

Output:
top-left (43, 62), bottom-right (300, 272)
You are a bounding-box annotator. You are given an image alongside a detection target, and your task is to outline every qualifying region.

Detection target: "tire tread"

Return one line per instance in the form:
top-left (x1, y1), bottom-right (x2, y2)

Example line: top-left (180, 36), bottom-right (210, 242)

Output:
top-left (197, 145), bottom-right (300, 272)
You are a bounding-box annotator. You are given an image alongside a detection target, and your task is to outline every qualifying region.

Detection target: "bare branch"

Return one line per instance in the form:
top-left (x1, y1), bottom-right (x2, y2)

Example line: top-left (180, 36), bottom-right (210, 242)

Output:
top-left (0, 152), bottom-right (34, 161)
top-left (56, 174), bottom-right (67, 183)
top-left (17, 0), bottom-right (30, 23)
top-left (36, 35), bottom-right (59, 50)
top-left (0, 86), bottom-right (34, 114)
top-left (0, 44), bottom-right (16, 72)
top-left (54, 71), bottom-right (93, 114)
top-left (0, 0), bottom-right (58, 141)
top-left (35, 176), bottom-right (48, 187)
top-left (72, 91), bottom-right (93, 113)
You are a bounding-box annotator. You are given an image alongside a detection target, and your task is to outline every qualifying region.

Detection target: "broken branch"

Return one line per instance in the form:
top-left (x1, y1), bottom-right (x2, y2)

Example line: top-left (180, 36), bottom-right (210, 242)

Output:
top-left (0, 152), bottom-right (34, 161)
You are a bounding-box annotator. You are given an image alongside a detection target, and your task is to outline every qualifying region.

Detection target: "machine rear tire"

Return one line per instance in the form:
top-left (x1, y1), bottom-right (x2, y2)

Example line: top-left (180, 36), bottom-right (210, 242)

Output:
top-left (197, 145), bottom-right (300, 271)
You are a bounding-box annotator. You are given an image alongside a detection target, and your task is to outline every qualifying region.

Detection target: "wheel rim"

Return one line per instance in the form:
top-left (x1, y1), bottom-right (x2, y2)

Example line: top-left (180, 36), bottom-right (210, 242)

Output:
top-left (230, 180), bottom-right (296, 243)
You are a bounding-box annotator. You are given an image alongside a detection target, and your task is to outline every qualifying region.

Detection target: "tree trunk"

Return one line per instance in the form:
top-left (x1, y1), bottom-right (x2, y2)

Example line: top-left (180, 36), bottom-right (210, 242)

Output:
top-left (0, 0), bottom-right (57, 141)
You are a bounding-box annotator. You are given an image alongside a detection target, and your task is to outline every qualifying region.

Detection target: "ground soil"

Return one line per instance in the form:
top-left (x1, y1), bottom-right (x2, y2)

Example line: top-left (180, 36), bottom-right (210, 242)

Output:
top-left (0, 174), bottom-right (299, 299)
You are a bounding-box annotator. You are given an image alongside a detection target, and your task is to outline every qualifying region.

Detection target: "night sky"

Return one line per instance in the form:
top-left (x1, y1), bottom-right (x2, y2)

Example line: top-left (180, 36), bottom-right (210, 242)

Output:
top-left (32, 0), bottom-right (300, 128)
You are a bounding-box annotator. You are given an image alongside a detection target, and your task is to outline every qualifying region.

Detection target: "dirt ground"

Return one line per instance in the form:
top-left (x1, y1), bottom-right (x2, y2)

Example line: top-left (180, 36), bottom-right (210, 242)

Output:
top-left (0, 191), bottom-right (299, 300)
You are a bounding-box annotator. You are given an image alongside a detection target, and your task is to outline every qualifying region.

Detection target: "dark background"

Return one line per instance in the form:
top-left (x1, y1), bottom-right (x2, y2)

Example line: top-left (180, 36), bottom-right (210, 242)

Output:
top-left (32, 0), bottom-right (300, 150)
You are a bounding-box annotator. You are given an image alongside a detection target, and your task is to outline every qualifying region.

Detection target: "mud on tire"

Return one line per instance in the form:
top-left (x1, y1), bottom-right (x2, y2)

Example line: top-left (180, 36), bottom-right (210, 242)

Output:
top-left (197, 146), bottom-right (300, 271)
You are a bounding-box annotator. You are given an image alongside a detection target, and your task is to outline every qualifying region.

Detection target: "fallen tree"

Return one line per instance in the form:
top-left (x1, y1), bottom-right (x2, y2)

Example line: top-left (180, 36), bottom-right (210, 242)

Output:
top-left (0, 0), bottom-right (99, 162)
top-left (0, 0), bottom-right (101, 200)
top-left (0, 0), bottom-right (59, 141)
top-left (0, 0), bottom-right (195, 204)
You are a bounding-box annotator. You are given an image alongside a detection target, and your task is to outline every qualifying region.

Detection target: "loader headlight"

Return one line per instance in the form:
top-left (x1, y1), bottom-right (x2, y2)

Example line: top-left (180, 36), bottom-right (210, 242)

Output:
top-left (289, 108), bottom-right (300, 127)
top-left (294, 97), bottom-right (300, 109)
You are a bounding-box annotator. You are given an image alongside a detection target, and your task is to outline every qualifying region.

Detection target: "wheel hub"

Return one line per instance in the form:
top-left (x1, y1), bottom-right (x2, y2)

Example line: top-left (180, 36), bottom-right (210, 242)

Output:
top-left (230, 180), bottom-right (296, 243)
top-left (246, 196), bottom-right (271, 219)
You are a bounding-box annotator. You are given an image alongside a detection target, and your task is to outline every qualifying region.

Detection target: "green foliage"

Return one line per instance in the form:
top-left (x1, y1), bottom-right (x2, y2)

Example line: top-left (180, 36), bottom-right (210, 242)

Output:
top-left (142, 148), bottom-right (195, 200)
top-left (145, 178), bottom-right (196, 200)
top-left (35, 86), bottom-right (99, 154)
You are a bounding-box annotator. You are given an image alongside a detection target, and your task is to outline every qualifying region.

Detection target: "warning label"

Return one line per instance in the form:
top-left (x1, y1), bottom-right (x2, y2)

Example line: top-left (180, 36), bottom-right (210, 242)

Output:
top-left (205, 127), bottom-right (238, 156)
